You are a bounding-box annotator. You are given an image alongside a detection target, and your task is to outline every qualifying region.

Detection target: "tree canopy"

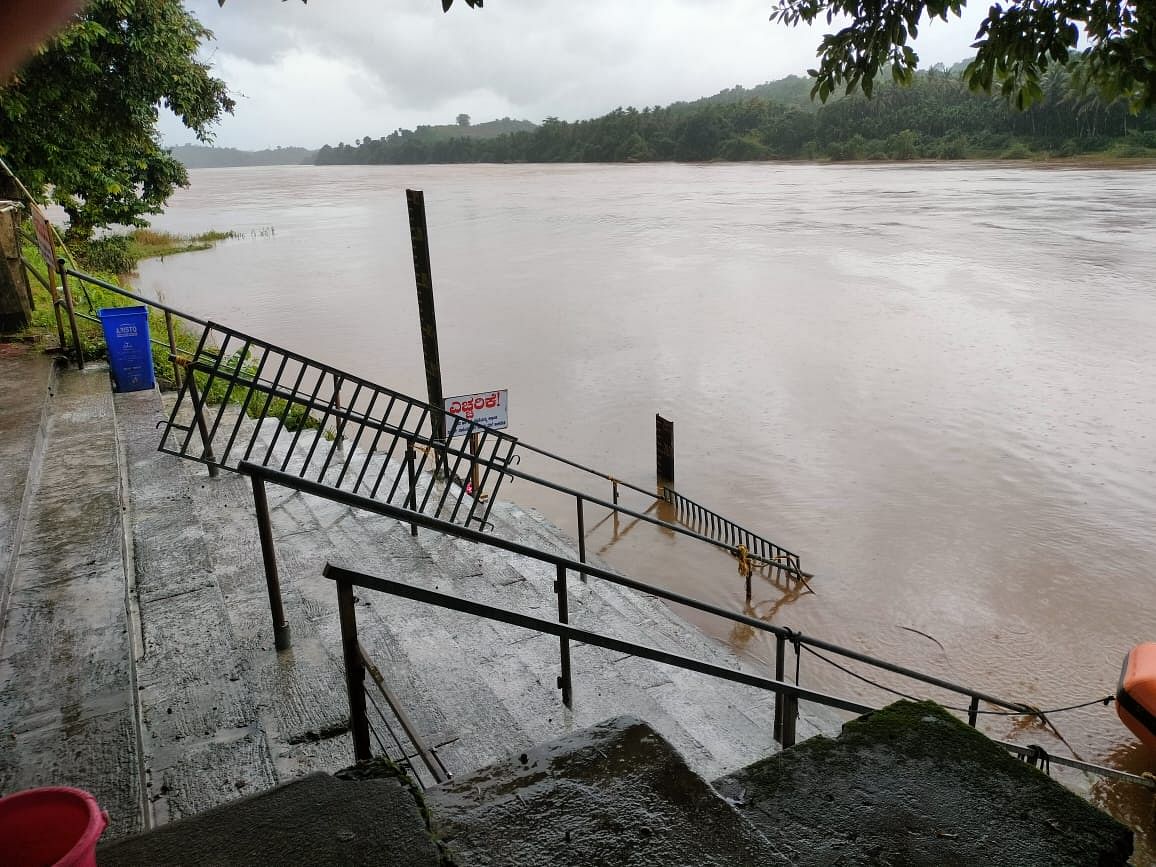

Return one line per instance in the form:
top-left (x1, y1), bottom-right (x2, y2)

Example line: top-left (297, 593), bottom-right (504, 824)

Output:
top-left (316, 67), bottom-right (1156, 166)
top-left (0, 0), bottom-right (232, 238)
top-left (770, 0), bottom-right (1156, 111)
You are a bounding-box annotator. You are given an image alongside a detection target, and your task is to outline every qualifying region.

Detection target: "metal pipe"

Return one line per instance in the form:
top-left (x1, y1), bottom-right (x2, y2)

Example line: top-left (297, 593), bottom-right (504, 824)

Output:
top-left (58, 261), bottom-right (83, 369)
top-left (555, 565), bottom-right (572, 708)
top-left (336, 580), bottom-right (371, 761)
top-left (968, 696), bottom-right (980, 727)
top-left (251, 476), bottom-right (291, 651)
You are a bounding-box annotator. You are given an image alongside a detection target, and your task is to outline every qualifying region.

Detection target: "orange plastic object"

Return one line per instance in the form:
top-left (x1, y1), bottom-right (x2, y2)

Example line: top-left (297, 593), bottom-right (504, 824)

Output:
top-left (1117, 642), bottom-right (1156, 751)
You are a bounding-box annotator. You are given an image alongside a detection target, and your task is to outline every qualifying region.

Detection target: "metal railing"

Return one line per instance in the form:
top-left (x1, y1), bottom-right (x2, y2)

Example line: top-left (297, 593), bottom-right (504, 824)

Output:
top-left (158, 320), bottom-right (810, 598)
top-left (240, 460), bottom-right (1041, 748)
top-left (318, 553), bottom-right (1156, 793)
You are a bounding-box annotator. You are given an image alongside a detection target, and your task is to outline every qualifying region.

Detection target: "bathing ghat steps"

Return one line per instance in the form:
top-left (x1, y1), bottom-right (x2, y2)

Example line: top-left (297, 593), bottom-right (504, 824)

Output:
top-left (0, 360), bottom-right (1134, 863)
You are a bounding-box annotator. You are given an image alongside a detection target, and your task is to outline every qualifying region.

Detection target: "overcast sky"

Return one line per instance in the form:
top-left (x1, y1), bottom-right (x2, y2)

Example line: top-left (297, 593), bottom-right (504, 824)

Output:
top-left (159, 0), bottom-right (990, 151)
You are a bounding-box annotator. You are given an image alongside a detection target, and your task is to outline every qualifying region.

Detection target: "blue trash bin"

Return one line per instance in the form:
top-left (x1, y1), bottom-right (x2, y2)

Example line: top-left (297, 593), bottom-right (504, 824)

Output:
top-left (98, 306), bottom-right (155, 393)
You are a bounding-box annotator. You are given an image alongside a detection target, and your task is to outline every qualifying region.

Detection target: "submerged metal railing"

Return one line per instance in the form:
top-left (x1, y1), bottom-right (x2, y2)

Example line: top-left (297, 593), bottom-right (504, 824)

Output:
top-left (155, 319), bottom-right (810, 603)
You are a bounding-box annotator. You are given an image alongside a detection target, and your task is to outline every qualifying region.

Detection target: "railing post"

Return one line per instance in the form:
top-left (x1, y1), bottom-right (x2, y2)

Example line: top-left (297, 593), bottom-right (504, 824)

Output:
top-left (773, 634), bottom-right (786, 743)
top-left (164, 310), bottom-right (181, 390)
top-left (406, 440), bottom-right (418, 537)
top-left (576, 495), bottom-right (587, 583)
top-left (332, 373), bottom-right (344, 443)
top-left (250, 475), bottom-right (292, 651)
top-left (337, 578), bottom-right (372, 762)
top-left (781, 690), bottom-right (798, 748)
top-left (184, 368), bottom-right (219, 478)
top-left (555, 564), bottom-right (573, 708)
top-left (58, 261), bottom-right (83, 370)
top-left (968, 696), bottom-right (980, 727)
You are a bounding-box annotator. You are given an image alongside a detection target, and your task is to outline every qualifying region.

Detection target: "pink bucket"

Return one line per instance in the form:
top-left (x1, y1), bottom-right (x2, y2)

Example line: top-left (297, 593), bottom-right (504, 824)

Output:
top-left (0, 787), bottom-right (108, 867)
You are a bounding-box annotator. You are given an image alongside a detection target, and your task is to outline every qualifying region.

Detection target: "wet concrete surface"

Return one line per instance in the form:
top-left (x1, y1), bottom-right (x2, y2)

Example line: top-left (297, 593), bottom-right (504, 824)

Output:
top-left (427, 714), bottom-right (788, 866)
top-left (98, 770), bottom-right (440, 866)
top-left (0, 346), bottom-right (54, 621)
top-left (0, 364), bottom-right (143, 837)
top-left (118, 387), bottom-right (835, 824)
top-left (712, 700), bottom-right (1132, 866)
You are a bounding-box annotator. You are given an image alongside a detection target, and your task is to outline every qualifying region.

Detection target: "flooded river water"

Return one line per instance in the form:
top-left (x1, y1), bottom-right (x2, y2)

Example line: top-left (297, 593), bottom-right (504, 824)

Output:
top-left (134, 162), bottom-right (1156, 840)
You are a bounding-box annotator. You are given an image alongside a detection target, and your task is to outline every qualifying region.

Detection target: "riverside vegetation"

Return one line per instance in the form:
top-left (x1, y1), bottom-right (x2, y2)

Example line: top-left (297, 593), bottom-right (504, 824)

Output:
top-left (20, 226), bottom-right (317, 431)
top-left (316, 65), bottom-right (1156, 165)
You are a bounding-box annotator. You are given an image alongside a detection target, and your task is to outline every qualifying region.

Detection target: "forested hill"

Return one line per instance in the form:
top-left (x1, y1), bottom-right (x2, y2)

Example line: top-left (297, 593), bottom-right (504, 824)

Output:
top-left (171, 145), bottom-right (317, 168)
top-left (315, 67), bottom-right (1156, 165)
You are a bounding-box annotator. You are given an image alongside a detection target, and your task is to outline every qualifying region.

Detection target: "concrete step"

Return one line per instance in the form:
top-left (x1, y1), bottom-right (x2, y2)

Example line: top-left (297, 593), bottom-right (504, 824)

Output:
top-left (426, 714), bottom-right (789, 866)
top-left (115, 387), bottom-right (277, 826)
top-left (0, 365), bottom-right (143, 839)
top-left (711, 700), bottom-right (1132, 866)
top-left (98, 769), bottom-right (441, 867)
top-left (139, 396), bottom-right (836, 801)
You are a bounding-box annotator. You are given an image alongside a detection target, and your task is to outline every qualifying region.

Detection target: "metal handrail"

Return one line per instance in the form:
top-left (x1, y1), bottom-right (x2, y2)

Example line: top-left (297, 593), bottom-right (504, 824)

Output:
top-left (239, 459), bottom-right (1031, 718)
top-left (322, 562), bottom-right (1156, 792)
top-left (325, 561), bottom-right (873, 717)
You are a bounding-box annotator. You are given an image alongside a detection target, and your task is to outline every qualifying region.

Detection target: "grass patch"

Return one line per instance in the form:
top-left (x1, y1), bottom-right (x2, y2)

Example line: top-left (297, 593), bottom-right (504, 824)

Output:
top-left (128, 228), bottom-right (238, 262)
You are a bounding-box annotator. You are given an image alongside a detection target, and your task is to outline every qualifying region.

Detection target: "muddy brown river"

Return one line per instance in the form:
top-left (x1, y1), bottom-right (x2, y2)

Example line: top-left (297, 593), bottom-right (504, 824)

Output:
top-left (134, 162), bottom-right (1156, 846)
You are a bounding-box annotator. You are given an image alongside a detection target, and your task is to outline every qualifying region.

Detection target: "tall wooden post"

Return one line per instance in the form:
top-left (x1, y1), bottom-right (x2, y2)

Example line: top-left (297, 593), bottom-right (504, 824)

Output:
top-left (406, 190), bottom-right (445, 443)
top-left (656, 414), bottom-right (675, 484)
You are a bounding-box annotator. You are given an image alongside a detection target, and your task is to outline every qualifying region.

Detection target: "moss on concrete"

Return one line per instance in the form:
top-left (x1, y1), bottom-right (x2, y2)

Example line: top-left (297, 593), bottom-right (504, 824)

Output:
top-left (713, 700), bottom-right (1132, 866)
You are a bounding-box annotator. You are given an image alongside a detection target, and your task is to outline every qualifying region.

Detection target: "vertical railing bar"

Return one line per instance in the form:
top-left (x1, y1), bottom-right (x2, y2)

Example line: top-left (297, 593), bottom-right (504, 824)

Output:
top-left (433, 418), bottom-right (470, 518)
top-left (300, 370), bottom-right (349, 479)
top-left (242, 352), bottom-right (290, 462)
top-left (193, 329), bottom-right (236, 452)
top-left (774, 634), bottom-right (786, 743)
top-left (555, 564), bottom-right (573, 708)
top-left (968, 696), bottom-right (980, 727)
top-left (421, 415), bottom-right (463, 515)
top-left (251, 475), bottom-right (291, 650)
top-left (463, 433), bottom-right (502, 528)
top-left (406, 442), bottom-right (419, 536)
top-left (203, 336), bottom-right (249, 449)
top-left (166, 325), bottom-right (213, 456)
top-left (337, 579), bottom-right (371, 762)
top-left (576, 496), bottom-right (587, 583)
top-left (319, 380), bottom-right (364, 484)
top-left (279, 366), bottom-right (328, 474)
top-left (218, 345), bottom-right (272, 466)
top-left (347, 392), bottom-right (392, 492)
top-left (353, 393), bottom-right (398, 494)
top-left (451, 427), bottom-right (491, 525)
top-left (477, 438), bottom-right (517, 529)
top-left (164, 310), bottom-right (181, 391)
top-left (184, 368), bottom-right (220, 478)
top-left (447, 425), bottom-right (487, 524)
top-left (333, 385), bottom-right (375, 489)
top-left (261, 361), bottom-right (309, 467)
top-left (378, 404), bottom-right (422, 502)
